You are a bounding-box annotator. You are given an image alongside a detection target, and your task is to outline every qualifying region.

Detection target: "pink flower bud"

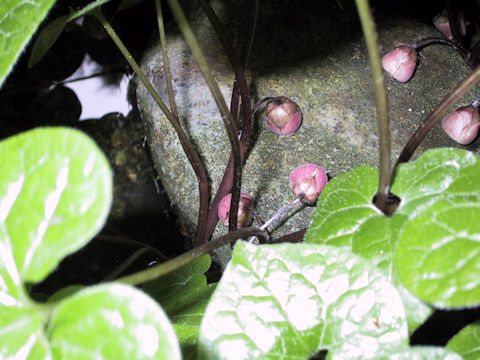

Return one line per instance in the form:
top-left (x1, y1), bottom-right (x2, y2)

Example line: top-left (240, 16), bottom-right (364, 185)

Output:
top-left (265, 96), bottom-right (302, 136)
top-left (218, 192), bottom-right (254, 228)
top-left (441, 105), bottom-right (480, 145)
top-left (290, 164), bottom-right (328, 204)
top-left (382, 45), bottom-right (417, 83)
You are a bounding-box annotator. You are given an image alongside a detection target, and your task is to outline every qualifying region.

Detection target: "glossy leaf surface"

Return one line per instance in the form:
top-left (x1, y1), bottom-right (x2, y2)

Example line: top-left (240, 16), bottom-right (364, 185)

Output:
top-left (305, 148), bottom-right (480, 314)
top-left (0, 0), bottom-right (56, 86)
top-left (199, 242), bottom-right (408, 359)
top-left (446, 321), bottom-right (480, 359)
top-left (47, 283), bottom-right (181, 360)
top-left (0, 127), bottom-right (112, 283)
top-left (304, 167), bottom-right (431, 332)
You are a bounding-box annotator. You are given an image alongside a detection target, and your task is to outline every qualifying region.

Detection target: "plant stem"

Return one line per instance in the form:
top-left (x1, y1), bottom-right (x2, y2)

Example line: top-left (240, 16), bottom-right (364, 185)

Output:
top-left (203, 0), bottom-right (260, 243)
top-left (248, 197), bottom-right (303, 243)
top-left (354, 0), bottom-right (390, 213)
top-left (411, 36), bottom-right (472, 68)
top-left (117, 227), bottom-right (265, 285)
top-left (155, 0), bottom-right (178, 118)
top-left (93, 7), bottom-right (210, 247)
top-left (393, 65), bottom-right (480, 173)
top-left (165, 0), bottom-right (243, 237)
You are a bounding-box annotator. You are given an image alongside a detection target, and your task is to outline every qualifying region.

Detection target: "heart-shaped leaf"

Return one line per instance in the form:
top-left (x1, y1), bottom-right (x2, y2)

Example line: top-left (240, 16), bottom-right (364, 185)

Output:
top-left (446, 321), bottom-right (480, 359)
top-left (47, 283), bottom-right (181, 359)
top-left (304, 167), bottom-right (431, 332)
top-left (0, 0), bottom-right (56, 86)
top-left (0, 127), bottom-right (112, 283)
top-left (305, 149), bottom-right (480, 317)
top-left (199, 242), bottom-right (408, 359)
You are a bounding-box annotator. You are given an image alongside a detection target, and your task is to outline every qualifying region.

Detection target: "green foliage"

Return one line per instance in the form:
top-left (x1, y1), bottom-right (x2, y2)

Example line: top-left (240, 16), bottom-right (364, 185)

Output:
top-left (0, 127), bottom-right (180, 359)
top-left (198, 241), bottom-right (409, 359)
top-left (142, 254), bottom-right (216, 359)
top-left (0, 0), bottom-right (57, 86)
top-left (28, 0), bottom-right (115, 68)
top-left (305, 148), bottom-right (480, 331)
top-left (0, 127), bottom-right (112, 283)
top-left (47, 283), bottom-right (181, 359)
top-left (446, 321), bottom-right (480, 359)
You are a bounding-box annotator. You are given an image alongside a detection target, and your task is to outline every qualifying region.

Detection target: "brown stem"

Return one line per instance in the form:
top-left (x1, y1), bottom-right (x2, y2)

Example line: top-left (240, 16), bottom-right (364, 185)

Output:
top-left (154, 0), bottom-right (209, 246)
top-left (393, 65), bottom-right (480, 176)
top-left (201, 0), bottom-right (260, 242)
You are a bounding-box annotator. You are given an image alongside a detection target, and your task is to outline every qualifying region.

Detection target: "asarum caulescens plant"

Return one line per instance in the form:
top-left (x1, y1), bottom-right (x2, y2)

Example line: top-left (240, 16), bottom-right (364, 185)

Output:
top-left (265, 96), bottom-right (303, 136)
top-left (442, 104), bottom-right (480, 145)
top-left (218, 192), bottom-right (254, 228)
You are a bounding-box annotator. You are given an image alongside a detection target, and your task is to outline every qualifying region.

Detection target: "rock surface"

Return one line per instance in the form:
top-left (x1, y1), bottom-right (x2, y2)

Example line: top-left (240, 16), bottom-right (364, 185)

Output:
top-left (136, 0), bottom-right (480, 265)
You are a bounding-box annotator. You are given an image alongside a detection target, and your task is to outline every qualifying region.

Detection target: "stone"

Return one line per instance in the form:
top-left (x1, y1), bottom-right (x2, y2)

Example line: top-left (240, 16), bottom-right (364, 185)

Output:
top-left (136, 0), bottom-right (480, 266)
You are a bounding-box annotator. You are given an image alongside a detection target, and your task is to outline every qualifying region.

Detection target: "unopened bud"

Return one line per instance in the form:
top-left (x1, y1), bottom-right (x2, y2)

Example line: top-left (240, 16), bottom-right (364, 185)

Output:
top-left (441, 105), bottom-right (480, 145)
top-left (290, 164), bottom-right (328, 204)
top-left (218, 192), bottom-right (254, 228)
top-left (265, 96), bottom-right (302, 136)
top-left (382, 45), bottom-right (417, 83)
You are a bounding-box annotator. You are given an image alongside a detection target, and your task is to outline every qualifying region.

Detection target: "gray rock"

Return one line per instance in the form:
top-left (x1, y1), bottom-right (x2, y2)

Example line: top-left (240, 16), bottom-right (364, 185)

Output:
top-left (136, 0), bottom-right (479, 265)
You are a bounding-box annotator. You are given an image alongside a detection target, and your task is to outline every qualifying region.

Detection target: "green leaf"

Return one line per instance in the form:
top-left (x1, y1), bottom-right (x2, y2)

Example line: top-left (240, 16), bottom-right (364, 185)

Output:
top-left (47, 283), bottom-right (181, 360)
top-left (304, 166), bottom-right (432, 333)
top-left (0, 0), bottom-right (57, 87)
top-left (395, 150), bottom-right (480, 308)
top-left (199, 242), bottom-right (408, 359)
top-left (446, 321), bottom-right (480, 359)
top-left (143, 254), bottom-right (216, 360)
top-left (305, 148), bottom-right (480, 318)
top-left (374, 346), bottom-right (463, 359)
top-left (28, 0), bottom-right (115, 67)
top-left (28, 13), bottom-right (72, 69)
top-left (0, 246), bottom-right (52, 359)
top-left (0, 127), bottom-right (112, 283)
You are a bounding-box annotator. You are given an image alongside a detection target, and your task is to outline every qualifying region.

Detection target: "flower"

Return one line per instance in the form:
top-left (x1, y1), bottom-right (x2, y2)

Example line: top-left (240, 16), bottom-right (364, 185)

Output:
top-left (265, 96), bottom-right (302, 135)
top-left (381, 45), bottom-right (417, 83)
top-left (290, 164), bottom-right (328, 204)
top-left (441, 105), bottom-right (480, 145)
top-left (218, 192), bottom-right (254, 228)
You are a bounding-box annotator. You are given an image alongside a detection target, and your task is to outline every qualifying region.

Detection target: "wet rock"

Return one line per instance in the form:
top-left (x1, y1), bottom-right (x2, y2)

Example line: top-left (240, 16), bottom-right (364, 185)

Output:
top-left (136, 0), bottom-right (479, 264)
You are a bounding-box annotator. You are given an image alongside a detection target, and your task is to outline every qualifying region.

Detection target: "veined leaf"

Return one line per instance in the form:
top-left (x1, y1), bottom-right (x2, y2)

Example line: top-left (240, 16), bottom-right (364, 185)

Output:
top-left (305, 148), bottom-right (480, 319)
top-left (199, 242), bottom-right (408, 359)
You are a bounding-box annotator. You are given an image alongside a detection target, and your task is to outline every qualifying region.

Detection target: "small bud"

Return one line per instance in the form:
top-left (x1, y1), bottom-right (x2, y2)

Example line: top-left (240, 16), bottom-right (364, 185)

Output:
top-left (218, 192), bottom-right (254, 228)
top-left (441, 105), bottom-right (480, 145)
top-left (382, 45), bottom-right (417, 83)
top-left (265, 96), bottom-right (302, 136)
top-left (290, 164), bottom-right (328, 204)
